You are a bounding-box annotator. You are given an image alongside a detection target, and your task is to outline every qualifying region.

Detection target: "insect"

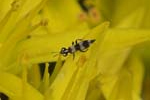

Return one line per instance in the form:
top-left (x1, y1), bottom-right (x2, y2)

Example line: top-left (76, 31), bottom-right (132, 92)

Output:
top-left (60, 39), bottom-right (96, 59)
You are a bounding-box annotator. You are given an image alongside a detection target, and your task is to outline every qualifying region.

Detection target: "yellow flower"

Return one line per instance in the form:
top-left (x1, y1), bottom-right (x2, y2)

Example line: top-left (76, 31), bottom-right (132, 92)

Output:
top-left (0, 0), bottom-right (150, 100)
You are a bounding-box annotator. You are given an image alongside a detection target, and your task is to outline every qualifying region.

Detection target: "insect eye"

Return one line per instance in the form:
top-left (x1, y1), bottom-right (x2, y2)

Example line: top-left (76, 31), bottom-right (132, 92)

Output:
top-left (62, 48), bottom-right (65, 51)
top-left (60, 47), bottom-right (66, 54)
top-left (62, 53), bottom-right (68, 57)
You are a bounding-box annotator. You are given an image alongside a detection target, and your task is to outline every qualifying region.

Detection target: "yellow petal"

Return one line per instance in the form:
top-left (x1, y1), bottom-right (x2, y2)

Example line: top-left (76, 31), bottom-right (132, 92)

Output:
top-left (17, 24), bottom-right (89, 63)
top-left (0, 71), bottom-right (44, 100)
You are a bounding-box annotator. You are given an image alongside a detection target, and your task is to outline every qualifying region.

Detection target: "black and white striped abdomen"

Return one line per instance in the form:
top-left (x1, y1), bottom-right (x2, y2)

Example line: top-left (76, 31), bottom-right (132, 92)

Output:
top-left (78, 40), bottom-right (95, 50)
top-left (68, 39), bottom-right (95, 52)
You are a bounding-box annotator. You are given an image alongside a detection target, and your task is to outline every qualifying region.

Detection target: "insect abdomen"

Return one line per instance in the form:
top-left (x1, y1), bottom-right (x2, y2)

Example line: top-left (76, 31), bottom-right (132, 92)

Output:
top-left (79, 39), bottom-right (95, 50)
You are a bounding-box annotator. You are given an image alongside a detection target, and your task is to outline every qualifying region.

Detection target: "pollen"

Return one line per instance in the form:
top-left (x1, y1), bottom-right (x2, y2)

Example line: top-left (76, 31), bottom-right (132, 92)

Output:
top-left (76, 55), bottom-right (87, 67)
top-left (78, 12), bottom-right (88, 21)
top-left (40, 19), bottom-right (49, 26)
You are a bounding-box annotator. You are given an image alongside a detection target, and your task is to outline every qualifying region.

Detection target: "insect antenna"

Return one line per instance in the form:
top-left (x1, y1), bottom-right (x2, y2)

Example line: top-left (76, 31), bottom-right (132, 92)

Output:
top-left (51, 52), bottom-right (59, 57)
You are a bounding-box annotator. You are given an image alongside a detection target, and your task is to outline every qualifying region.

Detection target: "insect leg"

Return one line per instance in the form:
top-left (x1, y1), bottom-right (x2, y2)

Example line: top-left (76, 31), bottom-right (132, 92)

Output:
top-left (75, 39), bottom-right (83, 44)
top-left (73, 53), bottom-right (75, 59)
top-left (80, 49), bottom-right (88, 52)
top-left (72, 41), bottom-right (75, 45)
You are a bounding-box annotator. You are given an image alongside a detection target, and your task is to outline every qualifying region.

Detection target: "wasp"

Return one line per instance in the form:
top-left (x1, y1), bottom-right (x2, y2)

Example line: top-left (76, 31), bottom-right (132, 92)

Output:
top-left (60, 39), bottom-right (96, 59)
